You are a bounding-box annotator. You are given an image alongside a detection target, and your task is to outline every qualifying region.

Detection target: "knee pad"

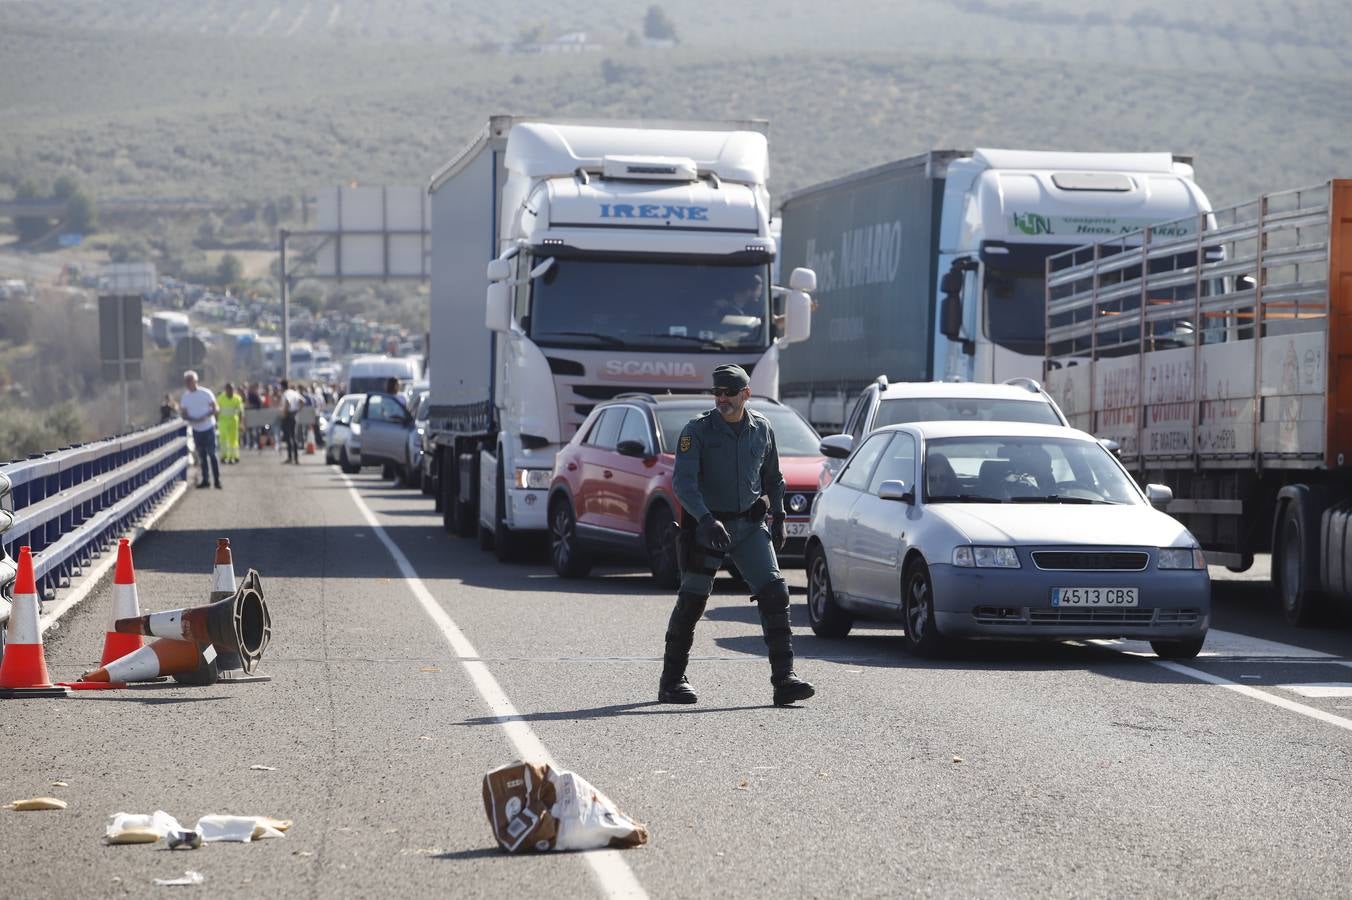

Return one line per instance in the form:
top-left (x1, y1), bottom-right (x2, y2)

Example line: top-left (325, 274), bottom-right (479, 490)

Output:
top-left (754, 578), bottom-right (791, 614)
top-left (667, 590), bottom-right (709, 638)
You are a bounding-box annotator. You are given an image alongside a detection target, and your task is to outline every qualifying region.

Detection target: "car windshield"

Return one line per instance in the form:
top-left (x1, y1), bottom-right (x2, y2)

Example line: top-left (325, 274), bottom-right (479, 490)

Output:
top-left (923, 436), bottom-right (1139, 505)
top-left (655, 404), bottom-right (821, 456)
top-left (528, 256), bottom-right (771, 353)
top-left (874, 396), bottom-right (1061, 428)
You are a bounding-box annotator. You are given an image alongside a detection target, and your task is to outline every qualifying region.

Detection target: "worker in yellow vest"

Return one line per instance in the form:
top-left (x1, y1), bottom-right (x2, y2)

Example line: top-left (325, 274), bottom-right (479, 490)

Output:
top-left (217, 382), bottom-right (245, 464)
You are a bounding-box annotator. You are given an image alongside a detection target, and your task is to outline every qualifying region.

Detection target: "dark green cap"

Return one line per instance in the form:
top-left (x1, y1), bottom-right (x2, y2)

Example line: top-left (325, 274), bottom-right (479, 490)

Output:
top-left (712, 364), bottom-right (750, 391)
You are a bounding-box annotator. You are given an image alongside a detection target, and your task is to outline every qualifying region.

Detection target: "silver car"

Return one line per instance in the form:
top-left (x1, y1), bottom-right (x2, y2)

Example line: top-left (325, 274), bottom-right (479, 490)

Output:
top-left (805, 422), bottom-right (1210, 659)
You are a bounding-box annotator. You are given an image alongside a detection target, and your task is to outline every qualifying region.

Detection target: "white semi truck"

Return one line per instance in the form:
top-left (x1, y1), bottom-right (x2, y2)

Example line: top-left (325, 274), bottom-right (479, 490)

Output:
top-left (425, 116), bottom-right (815, 560)
top-left (1044, 179), bottom-right (1352, 625)
top-left (777, 149), bottom-right (1211, 431)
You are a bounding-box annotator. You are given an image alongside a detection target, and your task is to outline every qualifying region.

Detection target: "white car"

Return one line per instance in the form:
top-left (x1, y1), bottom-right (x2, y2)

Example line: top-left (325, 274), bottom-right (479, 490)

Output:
top-left (805, 421), bottom-right (1210, 659)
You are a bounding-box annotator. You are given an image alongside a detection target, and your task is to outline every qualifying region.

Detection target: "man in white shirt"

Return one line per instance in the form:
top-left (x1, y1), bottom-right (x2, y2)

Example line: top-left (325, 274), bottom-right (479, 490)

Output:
top-left (180, 370), bottom-right (221, 489)
top-left (279, 378), bottom-right (304, 464)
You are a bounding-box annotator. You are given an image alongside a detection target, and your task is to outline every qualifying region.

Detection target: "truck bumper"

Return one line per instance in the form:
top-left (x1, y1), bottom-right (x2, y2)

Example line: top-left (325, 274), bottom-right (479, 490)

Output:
top-left (505, 486), bottom-right (548, 532)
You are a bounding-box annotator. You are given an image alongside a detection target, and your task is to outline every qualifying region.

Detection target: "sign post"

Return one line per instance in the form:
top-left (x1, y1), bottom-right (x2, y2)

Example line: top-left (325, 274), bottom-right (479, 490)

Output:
top-left (98, 263), bottom-right (154, 432)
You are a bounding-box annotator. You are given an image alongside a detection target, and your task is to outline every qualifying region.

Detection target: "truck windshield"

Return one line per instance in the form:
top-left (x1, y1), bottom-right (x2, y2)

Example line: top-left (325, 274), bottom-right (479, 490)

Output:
top-left (984, 272), bottom-right (1045, 356)
top-left (529, 258), bottom-right (770, 352)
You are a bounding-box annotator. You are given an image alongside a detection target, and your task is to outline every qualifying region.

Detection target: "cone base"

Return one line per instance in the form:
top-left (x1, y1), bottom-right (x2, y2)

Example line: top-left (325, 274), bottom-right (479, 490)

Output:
top-left (61, 681), bottom-right (128, 691)
top-left (0, 685), bottom-right (70, 698)
top-left (0, 643), bottom-right (56, 692)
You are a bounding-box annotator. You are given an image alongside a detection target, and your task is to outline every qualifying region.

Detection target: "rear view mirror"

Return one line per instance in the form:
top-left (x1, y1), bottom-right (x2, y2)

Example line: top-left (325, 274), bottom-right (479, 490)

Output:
top-left (819, 434), bottom-right (854, 459)
top-left (877, 480), bottom-right (914, 504)
top-left (486, 259), bottom-right (512, 282)
top-left (1145, 483), bottom-right (1173, 510)
top-left (783, 290), bottom-right (811, 344)
top-left (486, 282), bottom-right (511, 333)
top-left (788, 267), bottom-right (817, 293)
top-left (616, 439), bottom-right (649, 459)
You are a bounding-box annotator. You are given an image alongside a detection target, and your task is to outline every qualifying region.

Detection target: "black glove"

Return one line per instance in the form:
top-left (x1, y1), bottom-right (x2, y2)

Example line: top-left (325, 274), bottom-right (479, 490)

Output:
top-left (770, 514), bottom-right (786, 553)
top-left (696, 514), bottom-right (732, 552)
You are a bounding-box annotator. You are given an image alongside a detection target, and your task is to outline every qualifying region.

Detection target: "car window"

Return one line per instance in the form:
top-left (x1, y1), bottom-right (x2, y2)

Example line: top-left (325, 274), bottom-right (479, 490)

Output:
top-left (836, 433), bottom-right (889, 491)
top-left (868, 432), bottom-right (917, 495)
top-left (587, 408), bottom-right (624, 450)
top-left (617, 407), bottom-right (652, 452)
top-left (656, 408), bottom-right (706, 452)
top-left (924, 436), bottom-right (1139, 504)
top-left (334, 398), bottom-right (354, 425)
top-left (365, 394), bottom-right (407, 424)
top-left (874, 396), bottom-right (1061, 428)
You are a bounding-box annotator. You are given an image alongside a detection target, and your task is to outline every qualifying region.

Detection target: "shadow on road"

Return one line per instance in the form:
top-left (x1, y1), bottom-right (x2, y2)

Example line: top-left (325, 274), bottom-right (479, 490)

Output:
top-left (457, 700), bottom-right (773, 726)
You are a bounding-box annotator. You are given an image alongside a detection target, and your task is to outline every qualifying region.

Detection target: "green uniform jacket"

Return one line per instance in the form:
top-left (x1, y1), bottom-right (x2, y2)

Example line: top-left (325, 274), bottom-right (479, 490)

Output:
top-left (673, 408), bottom-right (785, 521)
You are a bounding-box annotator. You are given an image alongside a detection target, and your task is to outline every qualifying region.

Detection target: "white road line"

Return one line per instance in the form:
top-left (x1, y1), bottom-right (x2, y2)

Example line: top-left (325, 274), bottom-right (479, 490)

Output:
top-left (1153, 660), bottom-right (1352, 734)
top-left (1279, 684), bottom-right (1352, 699)
top-left (342, 476), bottom-right (648, 900)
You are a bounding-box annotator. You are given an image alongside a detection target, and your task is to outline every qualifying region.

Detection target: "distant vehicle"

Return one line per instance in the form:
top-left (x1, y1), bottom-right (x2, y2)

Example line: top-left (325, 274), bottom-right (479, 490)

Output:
top-left (404, 388), bottom-right (431, 491)
top-left (325, 393), bottom-right (365, 473)
top-left (547, 395), bottom-right (823, 587)
top-left (150, 311), bottom-right (191, 349)
top-left (777, 149), bottom-right (1212, 432)
top-left (0, 279), bottom-right (29, 300)
top-left (806, 421), bottom-right (1210, 658)
top-left (289, 341), bottom-right (314, 380)
top-left (342, 355), bottom-right (419, 395)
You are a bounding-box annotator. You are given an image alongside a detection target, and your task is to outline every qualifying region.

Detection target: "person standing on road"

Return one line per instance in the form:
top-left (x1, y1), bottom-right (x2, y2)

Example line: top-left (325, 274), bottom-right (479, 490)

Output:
top-left (180, 370), bottom-right (222, 489)
top-left (217, 382), bottom-right (244, 464)
top-left (659, 364), bottom-right (814, 707)
top-left (279, 379), bottom-right (303, 464)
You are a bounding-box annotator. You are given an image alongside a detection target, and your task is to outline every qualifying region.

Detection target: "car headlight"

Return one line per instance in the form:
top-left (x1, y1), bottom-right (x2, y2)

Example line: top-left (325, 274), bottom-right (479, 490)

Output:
top-left (1157, 547), bottom-right (1207, 569)
top-left (514, 467), bottom-right (551, 490)
top-left (788, 493), bottom-right (809, 514)
top-left (952, 546), bottom-right (1020, 568)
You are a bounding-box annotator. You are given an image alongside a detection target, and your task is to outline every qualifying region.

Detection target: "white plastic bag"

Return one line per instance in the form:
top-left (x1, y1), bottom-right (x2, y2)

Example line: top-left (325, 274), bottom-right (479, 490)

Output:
top-left (482, 761), bottom-right (646, 852)
top-left (550, 769), bottom-right (647, 851)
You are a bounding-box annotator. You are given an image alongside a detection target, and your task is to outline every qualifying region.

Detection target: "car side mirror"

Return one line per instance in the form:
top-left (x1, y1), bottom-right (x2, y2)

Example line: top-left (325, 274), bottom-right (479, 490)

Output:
top-left (615, 439), bottom-right (648, 459)
top-left (1145, 483), bottom-right (1173, 510)
top-left (877, 480), bottom-right (915, 504)
top-left (819, 434), bottom-right (854, 459)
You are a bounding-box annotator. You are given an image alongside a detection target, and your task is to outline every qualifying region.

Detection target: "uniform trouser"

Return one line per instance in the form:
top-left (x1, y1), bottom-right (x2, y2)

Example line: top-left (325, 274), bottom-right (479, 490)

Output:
top-left (218, 416), bottom-right (240, 461)
top-left (281, 415), bottom-right (299, 461)
top-left (662, 517), bottom-right (795, 685)
top-left (192, 428), bottom-right (220, 485)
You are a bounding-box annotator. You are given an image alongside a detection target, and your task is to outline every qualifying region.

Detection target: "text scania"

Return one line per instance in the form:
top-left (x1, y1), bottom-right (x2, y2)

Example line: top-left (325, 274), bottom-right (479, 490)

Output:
top-left (804, 220), bottom-right (903, 294)
top-left (599, 360), bottom-right (701, 382)
top-left (599, 204), bottom-right (710, 221)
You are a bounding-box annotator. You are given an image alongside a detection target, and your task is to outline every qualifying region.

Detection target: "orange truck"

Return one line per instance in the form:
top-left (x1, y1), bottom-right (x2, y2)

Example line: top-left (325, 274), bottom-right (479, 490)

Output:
top-left (1044, 180), bottom-right (1351, 625)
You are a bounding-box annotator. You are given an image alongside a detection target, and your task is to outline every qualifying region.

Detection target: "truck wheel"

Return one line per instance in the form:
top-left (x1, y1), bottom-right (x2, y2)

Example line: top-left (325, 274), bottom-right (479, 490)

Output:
top-left (1275, 500), bottom-right (1323, 626)
top-left (645, 506), bottom-right (680, 589)
top-left (493, 461), bottom-right (518, 563)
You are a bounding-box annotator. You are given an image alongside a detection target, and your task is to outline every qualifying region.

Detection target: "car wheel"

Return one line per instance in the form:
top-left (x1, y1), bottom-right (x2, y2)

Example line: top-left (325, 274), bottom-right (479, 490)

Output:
top-left (1150, 636), bottom-right (1206, 660)
top-left (645, 506), bottom-right (681, 589)
top-left (550, 498), bottom-right (592, 578)
top-left (493, 460), bottom-right (518, 563)
top-left (901, 558), bottom-right (947, 657)
top-left (325, 445), bottom-right (335, 465)
top-left (339, 447), bottom-right (360, 475)
top-left (806, 544), bottom-right (852, 638)
top-left (1276, 500), bottom-right (1322, 626)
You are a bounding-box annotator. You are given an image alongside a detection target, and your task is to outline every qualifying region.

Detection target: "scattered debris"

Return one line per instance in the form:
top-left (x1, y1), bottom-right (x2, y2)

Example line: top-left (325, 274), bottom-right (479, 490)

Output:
top-left (420, 666), bottom-right (442, 673)
top-left (293, 850), bottom-right (314, 857)
top-left (952, 756), bottom-right (964, 764)
top-left (51, 781), bottom-right (69, 788)
top-left (107, 812), bottom-right (290, 846)
top-left (7, 797), bottom-right (67, 811)
top-left (735, 780), bottom-right (750, 791)
top-left (198, 815), bottom-right (290, 842)
top-left (248, 765), bottom-right (277, 772)
top-left (107, 811), bottom-right (184, 844)
top-left (1240, 674), bottom-right (1262, 680)
top-left (483, 761), bottom-right (647, 852)
top-left (153, 871), bottom-right (204, 887)
top-left (167, 830), bottom-right (204, 851)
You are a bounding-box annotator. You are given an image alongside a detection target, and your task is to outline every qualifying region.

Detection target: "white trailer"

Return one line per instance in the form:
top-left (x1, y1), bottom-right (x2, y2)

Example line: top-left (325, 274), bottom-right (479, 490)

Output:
top-left (425, 116), bottom-right (815, 561)
top-left (150, 311), bottom-right (191, 349)
top-left (1044, 179), bottom-right (1352, 624)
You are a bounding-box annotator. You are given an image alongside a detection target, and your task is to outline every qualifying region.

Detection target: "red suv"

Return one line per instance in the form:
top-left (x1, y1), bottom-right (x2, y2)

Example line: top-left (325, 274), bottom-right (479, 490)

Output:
top-left (547, 394), bottom-right (824, 587)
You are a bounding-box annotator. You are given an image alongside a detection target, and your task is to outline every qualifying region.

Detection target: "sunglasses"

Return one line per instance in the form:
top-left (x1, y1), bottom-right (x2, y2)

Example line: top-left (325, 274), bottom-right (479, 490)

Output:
top-left (712, 388), bottom-right (742, 398)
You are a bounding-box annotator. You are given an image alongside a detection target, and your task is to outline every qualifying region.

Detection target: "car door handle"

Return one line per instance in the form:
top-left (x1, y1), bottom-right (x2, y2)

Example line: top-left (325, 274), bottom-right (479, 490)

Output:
top-left (603, 470), bottom-right (613, 479)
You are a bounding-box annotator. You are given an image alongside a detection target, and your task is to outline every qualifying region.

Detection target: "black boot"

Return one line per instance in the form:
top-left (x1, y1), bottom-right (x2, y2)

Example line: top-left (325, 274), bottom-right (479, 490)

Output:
top-left (756, 579), bottom-right (815, 706)
top-left (659, 591), bottom-right (707, 704)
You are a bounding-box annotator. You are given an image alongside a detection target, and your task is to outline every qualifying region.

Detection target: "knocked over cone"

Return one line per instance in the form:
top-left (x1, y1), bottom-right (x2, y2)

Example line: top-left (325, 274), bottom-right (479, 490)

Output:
top-left (483, 761), bottom-right (647, 853)
top-left (114, 570), bottom-right (271, 674)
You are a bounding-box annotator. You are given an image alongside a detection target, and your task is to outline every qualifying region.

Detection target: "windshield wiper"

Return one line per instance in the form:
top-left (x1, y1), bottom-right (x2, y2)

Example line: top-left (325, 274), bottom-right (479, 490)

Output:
top-left (925, 494), bottom-right (1006, 503)
top-left (541, 331), bottom-right (628, 347)
top-left (637, 333), bottom-right (728, 350)
top-left (1008, 495), bottom-right (1115, 504)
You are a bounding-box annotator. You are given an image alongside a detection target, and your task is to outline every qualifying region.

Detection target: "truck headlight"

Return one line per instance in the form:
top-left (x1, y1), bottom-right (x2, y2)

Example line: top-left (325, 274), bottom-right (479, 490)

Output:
top-left (514, 467), bottom-right (551, 490)
top-left (1157, 547), bottom-right (1207, 569)
top-left (952, 546), bottom-right (1020, 568)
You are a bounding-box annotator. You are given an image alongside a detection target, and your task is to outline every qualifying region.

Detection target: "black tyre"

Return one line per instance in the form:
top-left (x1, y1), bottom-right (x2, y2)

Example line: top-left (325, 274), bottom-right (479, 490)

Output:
top-left (325, 445), bottom-right (335, 465)
top-left (645, 507), bottom-right (681, 589)
top-left (1275, 500), bottom-right (1322, 626)
top-left (806, 544), bottom-right (852, 638)
top-left (339, 447), bottom-right (360, 475)
top-left (493, 461), bottom-right (518, 563)
top-left (1151, 636), bottom-right (1206, 660)
top-left (901, 558), bottom-right (947, 657)
top-left (549, 497), bottom-right (592, 578)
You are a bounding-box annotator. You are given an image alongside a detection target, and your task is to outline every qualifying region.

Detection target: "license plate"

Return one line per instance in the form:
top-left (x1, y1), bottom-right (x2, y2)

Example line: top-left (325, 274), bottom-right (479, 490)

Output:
top-left (1051, 587), bottom-right (1138, 607)
top-left (785, 521), bottom-right (810, 538)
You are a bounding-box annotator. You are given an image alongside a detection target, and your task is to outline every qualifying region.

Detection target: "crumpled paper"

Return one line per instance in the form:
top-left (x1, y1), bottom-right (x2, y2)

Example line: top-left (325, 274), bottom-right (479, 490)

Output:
top-left (106, 811), bottom-right (290, 846)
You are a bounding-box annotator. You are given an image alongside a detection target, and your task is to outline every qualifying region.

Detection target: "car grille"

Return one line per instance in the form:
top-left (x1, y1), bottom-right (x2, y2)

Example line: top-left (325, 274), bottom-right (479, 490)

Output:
top-left (1032, 551), bottom-right (1149, 571)
top-left (972, 607), bottom-right (1203, 627)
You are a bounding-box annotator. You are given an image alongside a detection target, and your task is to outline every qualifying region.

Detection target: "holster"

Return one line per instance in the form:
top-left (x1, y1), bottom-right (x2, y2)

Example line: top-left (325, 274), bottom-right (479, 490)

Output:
top-left (676, 518), bottom-right (695, 573)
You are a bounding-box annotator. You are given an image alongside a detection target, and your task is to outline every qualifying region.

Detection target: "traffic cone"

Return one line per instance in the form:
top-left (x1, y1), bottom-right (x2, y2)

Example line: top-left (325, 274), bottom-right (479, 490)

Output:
top-left (115, 570), bottom-right (271, 675)
top-left (100, 539), bottom-right (145, 666)
top-left (209, 538), bottom-right (237, 601)
top-left (0, 547), bottom-right (68, 698)
top-left (175, 537), bottom-right (238, 684)
top-left (305, 425), bottom-right (316, 455)
top-left (76, 638), bottom-right (215, 686)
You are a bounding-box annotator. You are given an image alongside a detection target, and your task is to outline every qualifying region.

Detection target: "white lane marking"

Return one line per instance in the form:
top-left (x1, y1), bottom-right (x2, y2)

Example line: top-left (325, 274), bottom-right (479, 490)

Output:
top-left (1153, 660), bottom-right (1352, 734)
top-left (38, 482), bottom-right (188, 633)
top-left (1280, 684), bottom-right (1352, 699)
top-left (342, 476), bottom-right (647, 900)
top-left (1100, 629), bottom-right (1337, 660)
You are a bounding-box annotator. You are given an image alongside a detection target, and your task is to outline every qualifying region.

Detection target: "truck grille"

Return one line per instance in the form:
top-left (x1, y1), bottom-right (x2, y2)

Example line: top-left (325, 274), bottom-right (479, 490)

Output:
top-left (1032, 551), bottom-right (1149, 571)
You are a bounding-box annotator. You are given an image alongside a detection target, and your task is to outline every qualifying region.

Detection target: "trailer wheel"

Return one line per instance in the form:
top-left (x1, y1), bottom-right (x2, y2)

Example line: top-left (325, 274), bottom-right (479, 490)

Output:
top-left (1275, 500), bottom-right (1323, 626)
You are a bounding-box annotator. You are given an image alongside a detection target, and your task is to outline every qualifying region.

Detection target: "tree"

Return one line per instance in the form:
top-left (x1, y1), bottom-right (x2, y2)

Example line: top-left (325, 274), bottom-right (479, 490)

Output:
top-left (13, 179), bottom-right (51, 243)
top-left (217, 253), bottom-right (244, 286)
top-left (63, 188), bottom-right (97, 235)
top-left (643, 5), bottom-right (677, 42)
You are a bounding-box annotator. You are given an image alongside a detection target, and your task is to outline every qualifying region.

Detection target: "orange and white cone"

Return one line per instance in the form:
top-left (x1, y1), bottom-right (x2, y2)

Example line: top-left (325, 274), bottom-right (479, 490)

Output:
top-left (101, 539), bottom-right (145, 666)
top-left (0, 547), bottom-right (68, 698)
top-left (305, 426), bottom-right (316, 455)
top-left (77, 638), bottom-right (215, 686)
top-left (199, 538), bottom-right (240, 677)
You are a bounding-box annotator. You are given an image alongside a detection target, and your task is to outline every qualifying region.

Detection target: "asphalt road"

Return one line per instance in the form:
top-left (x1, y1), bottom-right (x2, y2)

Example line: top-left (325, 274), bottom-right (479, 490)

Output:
top-left (4, 452), bottom-right (1352, 898)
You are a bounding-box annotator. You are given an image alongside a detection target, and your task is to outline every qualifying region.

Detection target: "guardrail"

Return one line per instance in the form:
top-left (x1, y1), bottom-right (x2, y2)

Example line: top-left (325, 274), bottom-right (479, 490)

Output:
top-left (0, 420), bottom-right (189, 621)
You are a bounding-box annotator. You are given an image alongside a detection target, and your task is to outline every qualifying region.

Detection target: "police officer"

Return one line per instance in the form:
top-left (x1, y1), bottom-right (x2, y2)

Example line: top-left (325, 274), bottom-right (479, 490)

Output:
top-left (659, 364), bottom-right (815, 707)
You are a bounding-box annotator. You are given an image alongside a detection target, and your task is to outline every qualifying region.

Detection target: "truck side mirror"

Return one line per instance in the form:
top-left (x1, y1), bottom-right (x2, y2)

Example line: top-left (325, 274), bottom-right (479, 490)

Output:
top-left (788, 267), bottom-right (817, 293)
top-left (486, 259), bottom-right (512, 282)
top-left (940, 269), bottom-right (964, 341)
top-left (783, 290), bottom-right (812, 344)
top-left (486, 282), bottom-right (511, 333)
